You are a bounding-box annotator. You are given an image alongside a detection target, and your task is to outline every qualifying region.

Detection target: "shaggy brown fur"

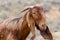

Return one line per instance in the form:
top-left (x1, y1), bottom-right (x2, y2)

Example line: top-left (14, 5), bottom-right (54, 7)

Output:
top-left (0, 6), bottom-right (53, 40)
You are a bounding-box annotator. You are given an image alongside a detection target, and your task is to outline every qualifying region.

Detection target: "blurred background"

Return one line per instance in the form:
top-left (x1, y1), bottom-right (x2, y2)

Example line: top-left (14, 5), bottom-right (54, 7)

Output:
top-left (0, 0), bottom-right (60, 40)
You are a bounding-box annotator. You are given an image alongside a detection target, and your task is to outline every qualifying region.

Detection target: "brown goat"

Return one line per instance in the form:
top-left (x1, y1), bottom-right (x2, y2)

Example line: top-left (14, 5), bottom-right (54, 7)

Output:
top-left (29, 6), bottom-right (53, 40)
top-left (25, 6), bottom-right (53, 40)
top-left (0, 6), bottom-right (53, 40)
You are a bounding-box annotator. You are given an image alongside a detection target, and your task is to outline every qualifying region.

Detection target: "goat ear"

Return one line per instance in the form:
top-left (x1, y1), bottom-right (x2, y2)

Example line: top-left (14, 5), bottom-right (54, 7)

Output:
top-left (26, 12), bottom-right (35, 27)
top-left (26, 11), bottom-right (36, 40)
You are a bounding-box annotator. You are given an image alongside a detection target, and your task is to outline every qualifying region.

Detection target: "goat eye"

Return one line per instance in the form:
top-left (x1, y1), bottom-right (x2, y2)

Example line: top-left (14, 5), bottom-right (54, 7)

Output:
top-left (33, 13), bottom-right (35, 14)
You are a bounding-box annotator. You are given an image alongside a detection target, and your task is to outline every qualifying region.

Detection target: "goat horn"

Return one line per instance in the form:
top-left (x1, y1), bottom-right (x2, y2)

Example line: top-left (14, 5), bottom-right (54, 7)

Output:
top-left (20, 8), bottom-right (31, 13)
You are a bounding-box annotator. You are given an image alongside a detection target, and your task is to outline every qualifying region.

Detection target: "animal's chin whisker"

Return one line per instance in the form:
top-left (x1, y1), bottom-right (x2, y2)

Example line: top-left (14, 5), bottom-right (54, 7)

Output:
top-left (35, 24), bottom-right (40, 30)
